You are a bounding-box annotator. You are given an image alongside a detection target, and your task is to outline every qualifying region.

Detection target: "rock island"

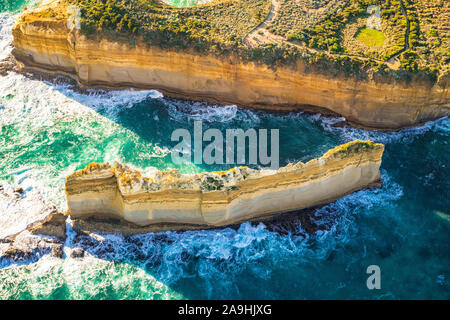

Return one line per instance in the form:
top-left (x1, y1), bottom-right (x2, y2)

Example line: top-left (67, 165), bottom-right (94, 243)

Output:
top-left (65, 140), bottom-right (384, 231)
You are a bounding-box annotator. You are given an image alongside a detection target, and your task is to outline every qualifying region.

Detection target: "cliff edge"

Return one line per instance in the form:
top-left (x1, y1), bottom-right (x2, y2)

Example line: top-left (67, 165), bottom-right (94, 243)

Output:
top-left (65, 140), bottom-right (385, 231)
top-left (11, 0), bottom-right (449, 129)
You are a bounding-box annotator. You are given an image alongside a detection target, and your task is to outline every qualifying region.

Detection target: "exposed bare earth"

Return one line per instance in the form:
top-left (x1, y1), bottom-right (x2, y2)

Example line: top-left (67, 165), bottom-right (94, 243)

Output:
top-left (244, 0), bottom-right (284, 47)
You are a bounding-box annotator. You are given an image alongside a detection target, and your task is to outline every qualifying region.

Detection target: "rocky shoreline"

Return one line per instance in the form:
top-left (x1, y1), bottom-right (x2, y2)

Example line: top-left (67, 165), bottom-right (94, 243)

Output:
top-left (1, 140), bottom-right (384, 263)
top-left (0, 183), bottom-right (66, 265)
top-left (0, 188), bottom-right (359, 264)
top-left (10, 0), bottom-right (449, 130)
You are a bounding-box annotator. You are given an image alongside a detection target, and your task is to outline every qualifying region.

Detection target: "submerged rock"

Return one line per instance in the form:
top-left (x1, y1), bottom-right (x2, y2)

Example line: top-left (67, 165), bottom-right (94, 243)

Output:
top-left (434, 210), bottom-right (450, 224)
top-left (0, 54), bottom-right (17, 77)
top-left (70, 247), bottom-right (85, 259)
top-left (31, 213), bottom-right (67, 241)
top-left (0, 231), bottom-right (64, 264)
top-left (0, 184), bottom-right (67, 264)
top-left (0, 183), bottom-right (63, 240)
top-left (13, 187), bottom-right (23, 194)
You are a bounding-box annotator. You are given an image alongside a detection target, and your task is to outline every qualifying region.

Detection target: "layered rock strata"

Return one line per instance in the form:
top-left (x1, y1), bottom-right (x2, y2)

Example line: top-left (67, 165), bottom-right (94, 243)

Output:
top-left (65, 140), bottom-right (385, 229)
top-left (11, 1), bottom-right (449, 130)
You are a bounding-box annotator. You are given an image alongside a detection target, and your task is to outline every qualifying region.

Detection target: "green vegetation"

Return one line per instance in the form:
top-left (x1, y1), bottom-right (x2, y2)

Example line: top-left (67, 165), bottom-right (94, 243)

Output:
top-left (409, 0), bottom-right (449, 81)
top-left (57, 0), bottom-right (448, 83)
top-left (324, 140), bottom-right (380, 158)
top-left (163, 0), bottom-right (213, 7)
top-left (270, 0), bottom-right (348, 45)
top-left (266, 0), bottom-right (448, 81)
top-left (271, 0), bottom-right (405, 58)
top-left (355, 27), bottom-right (386, 47)
top-left (378, 0), bottom-right (408, 60)
top-left (68, 0), bottom-right (270, 52)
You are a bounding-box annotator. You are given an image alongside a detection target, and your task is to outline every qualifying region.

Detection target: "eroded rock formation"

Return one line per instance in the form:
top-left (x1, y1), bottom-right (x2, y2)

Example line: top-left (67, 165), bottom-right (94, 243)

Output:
top-left (65, 140), bottom-right (385, 230)
top-left (10, 1), bottom-right (449, 130)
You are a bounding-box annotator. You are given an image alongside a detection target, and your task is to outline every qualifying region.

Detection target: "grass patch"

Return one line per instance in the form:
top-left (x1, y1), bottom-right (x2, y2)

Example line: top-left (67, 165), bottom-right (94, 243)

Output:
top-left (163, 0), bottom-right (212, 7)
top-left (355, 27), bottom-right (386, 47)
top-left (58, 0), bottom-right (446, 80)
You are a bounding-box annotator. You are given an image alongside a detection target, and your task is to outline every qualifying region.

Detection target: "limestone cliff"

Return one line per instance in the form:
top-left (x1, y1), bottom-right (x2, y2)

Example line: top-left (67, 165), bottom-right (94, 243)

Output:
top-left (11, 1), bottom-right (449, 130)
top-left (65, 140), bottom-right (384, 230)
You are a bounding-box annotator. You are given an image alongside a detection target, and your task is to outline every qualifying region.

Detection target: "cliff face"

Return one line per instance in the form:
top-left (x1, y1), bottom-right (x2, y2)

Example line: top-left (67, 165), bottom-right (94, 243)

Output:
top-left (11, 2), bottom-right (449, 130)
top-left (65, 141), bottom-right (384, 229)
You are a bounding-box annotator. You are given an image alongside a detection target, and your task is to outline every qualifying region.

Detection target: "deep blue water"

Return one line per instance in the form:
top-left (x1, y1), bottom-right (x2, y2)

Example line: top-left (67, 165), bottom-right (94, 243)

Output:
top-left (0, 1), bottom-right (448, 299)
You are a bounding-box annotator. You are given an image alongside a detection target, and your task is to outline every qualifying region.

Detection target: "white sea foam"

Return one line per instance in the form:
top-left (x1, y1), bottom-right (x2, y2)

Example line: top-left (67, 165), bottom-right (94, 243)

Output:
top-left (0, 13), bottom-right (16, 60)
top-left (0, 181), bottom-right (57, 240)
top-left (164, 99), bottom-right (262, 125)
top-left (62, 170), bottom-right (403, 295)
top-left (0, 8), bottom-right (166, 212)
top-left (0, 8), bottom-right (412, 224)
top-left (62, 216), bottom-right (76, 259)
top-left (1, 2), bottom-right (449, 300)
top-left (0, 254), bottom-right (183, 299)
top-left (0, 71), bottom-right (163, 209)
top-left (318, 113), bottom-right (450, 145)
top-left (0, 81), bottom-right (168, 213)
top-left (62, 87), bottom-right (163, 120)
top-left (166, 100), bottom-right (241, 123)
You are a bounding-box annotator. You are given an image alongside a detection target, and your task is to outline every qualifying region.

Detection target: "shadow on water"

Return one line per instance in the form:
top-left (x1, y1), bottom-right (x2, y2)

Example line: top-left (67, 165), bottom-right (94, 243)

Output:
top-left (0, 72), bottom-right (449, 299)
top-left (60, 180), bottom-right (450, 299)
top-left (47, 78), bottom-right (344, 173)
top-left (59, 201), bottom-right (346, 299)
top-left (1, 0), bottom-right (449, 300)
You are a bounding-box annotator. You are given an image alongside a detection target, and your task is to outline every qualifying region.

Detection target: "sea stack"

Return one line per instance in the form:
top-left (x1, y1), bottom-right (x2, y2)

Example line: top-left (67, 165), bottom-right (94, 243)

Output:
top-left (65, 140), bottom-right (384, 230)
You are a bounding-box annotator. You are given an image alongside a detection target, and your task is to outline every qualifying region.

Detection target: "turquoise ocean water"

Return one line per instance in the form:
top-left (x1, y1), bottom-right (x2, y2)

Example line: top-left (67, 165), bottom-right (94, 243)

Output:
top-left (0, 1), bottom-right (448, 299)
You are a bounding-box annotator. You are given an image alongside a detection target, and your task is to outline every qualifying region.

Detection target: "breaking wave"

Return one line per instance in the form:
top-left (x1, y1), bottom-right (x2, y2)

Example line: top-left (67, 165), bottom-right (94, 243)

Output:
top-left (0, 2), bottom-right (448, 300)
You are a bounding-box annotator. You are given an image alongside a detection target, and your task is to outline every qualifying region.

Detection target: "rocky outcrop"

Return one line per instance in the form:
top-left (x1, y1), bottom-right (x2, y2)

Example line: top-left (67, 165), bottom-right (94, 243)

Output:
top-left (0, 231), bottom-right (64, 263)
top-left (0, 183), bottom-right (66, 264)
top-left (11, 1), bottom-right (449, 130)
top-left (65, 140), bottom-right (384, 231)
top-left (0, 183), bottom-right (62, 240)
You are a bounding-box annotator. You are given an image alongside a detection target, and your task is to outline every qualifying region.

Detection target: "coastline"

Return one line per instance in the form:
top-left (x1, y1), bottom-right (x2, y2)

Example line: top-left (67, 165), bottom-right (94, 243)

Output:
top-left (10, 1), bottom-right (449, 131)
top-left (4, 54), bottom-right (443, 132)
top-left (1, 0), bottom-right (450, 301)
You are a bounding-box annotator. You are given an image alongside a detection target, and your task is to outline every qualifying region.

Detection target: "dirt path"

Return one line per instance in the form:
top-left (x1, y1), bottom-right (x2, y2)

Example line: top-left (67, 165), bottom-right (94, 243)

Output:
top-left (244, 0), bottom-right (403, 70)
top-left (387, 0), bottom-right (410, 67)
top-left (244, 0), bottom-right (284, 47)
top-left (399, 0), bottom-right (411, 51)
